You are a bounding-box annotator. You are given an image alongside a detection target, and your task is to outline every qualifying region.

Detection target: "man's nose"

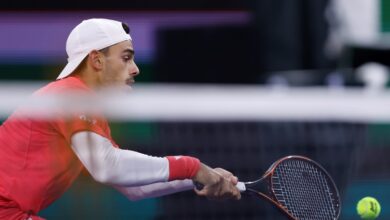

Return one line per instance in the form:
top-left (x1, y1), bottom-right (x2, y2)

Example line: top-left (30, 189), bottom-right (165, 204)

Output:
top-left (130, 63), bottom-right (140, 76)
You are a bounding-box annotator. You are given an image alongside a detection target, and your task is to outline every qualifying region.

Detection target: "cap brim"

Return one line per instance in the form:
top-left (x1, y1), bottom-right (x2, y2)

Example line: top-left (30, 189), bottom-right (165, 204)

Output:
top-left (57, 53), bottom-right (87, 80)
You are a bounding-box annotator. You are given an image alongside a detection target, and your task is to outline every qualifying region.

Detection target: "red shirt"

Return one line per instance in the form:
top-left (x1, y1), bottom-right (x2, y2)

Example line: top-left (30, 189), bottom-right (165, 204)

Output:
top-left (0, 76), bottom-right (116, 214)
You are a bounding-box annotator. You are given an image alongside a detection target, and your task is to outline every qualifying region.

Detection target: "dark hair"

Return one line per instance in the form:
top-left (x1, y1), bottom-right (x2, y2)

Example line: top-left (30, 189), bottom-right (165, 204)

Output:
top-left (121, 22), bottom-right (130, 34)
top-left (99, 47), bottom-right (109, 54)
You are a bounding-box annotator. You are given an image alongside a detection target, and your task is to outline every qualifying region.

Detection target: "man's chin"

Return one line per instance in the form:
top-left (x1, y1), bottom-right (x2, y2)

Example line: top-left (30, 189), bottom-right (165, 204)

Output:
top-left (116, 84), bottom-right (133, 94)
top-left (99, 84), bottom-right (132, 95)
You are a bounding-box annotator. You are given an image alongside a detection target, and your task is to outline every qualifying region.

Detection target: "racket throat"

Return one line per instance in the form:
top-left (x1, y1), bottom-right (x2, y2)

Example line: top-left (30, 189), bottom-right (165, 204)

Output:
top-left (244, 178), bottom-right (271, 196)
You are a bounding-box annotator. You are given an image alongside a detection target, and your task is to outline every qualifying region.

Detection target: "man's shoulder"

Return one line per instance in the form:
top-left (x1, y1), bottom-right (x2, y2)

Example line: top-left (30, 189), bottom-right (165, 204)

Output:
top-left (35, 76), bottom-right (90, 95)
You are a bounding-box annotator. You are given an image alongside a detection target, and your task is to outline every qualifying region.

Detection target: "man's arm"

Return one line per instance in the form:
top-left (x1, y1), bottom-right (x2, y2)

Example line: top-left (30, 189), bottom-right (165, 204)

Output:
top-left (71, 131), bottom-right (170, 186)
top-left (114, 168), bottom-right (239, 201)
top-left (114, 180), bottom-right (194, 201)
top-left (70, 131), bottom-right (240, 200)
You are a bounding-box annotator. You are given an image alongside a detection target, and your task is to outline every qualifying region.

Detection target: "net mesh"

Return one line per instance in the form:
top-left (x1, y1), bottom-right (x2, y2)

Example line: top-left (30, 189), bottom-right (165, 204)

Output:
top-left (272, 158), bottom-right (339, 220)
top-left (138, 121), bottom-right (363, 220)
top-left (0, 83), bottom-right (389, 219)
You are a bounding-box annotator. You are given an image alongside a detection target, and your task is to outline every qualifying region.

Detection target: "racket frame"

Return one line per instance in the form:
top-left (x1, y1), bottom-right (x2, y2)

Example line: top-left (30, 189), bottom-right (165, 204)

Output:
top-left (241, 155), bottom-right (341, 220)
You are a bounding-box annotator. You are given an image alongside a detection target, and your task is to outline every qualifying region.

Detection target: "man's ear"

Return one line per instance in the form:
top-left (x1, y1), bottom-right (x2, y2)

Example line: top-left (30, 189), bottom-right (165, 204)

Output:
top-left (88, 50), bottom-right (104, 70)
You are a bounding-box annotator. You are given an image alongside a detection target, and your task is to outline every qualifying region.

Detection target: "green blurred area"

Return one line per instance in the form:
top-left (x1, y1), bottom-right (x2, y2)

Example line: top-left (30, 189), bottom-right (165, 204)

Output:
top-left (381, 0), bottom-right (390, 32)
top-left (0, 63), bottom-right (154, 82)
top-left (110, 122), bottom-right (157, 146)
top-left (368, 123), bottom-right (390, 146)
top-left (0, 64), bottom-right (58, 80)
top-left (40, 175), bottom-right (159, 220)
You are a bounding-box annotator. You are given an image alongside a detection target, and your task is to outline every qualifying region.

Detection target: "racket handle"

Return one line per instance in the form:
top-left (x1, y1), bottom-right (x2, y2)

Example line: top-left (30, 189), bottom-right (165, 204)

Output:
top-left (236, 182), bottom-right (246, 191)
top-left (194, 181), bottom-right (246, 192)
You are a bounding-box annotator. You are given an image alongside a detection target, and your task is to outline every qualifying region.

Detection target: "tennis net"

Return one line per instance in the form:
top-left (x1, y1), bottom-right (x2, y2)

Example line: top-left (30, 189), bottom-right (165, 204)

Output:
top-left (1, 82), bottom-right (389, 220)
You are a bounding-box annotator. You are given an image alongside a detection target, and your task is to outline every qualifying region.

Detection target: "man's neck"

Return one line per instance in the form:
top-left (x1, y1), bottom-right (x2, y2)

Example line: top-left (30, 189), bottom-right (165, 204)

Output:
top-left (71, 70), bottom-right (100, 90)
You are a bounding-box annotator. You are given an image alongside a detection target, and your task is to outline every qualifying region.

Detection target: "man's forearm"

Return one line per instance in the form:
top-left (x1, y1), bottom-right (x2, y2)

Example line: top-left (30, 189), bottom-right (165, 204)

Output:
top-left (71, 131), bottom-right (200, 187)
top-left (115, 179), bottom-right (194, 201)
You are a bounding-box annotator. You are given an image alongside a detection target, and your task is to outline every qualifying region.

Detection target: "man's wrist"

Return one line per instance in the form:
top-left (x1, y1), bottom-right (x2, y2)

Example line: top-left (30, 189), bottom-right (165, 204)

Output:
top-left (166, 156), bottom-right (200, 181)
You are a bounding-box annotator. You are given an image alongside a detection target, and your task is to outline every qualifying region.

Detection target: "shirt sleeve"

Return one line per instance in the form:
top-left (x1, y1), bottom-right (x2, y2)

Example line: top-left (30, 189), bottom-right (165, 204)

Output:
top-left (51, 112), bottom-right (114, 146)
top-left (71, 131), bottom-right (170, 186)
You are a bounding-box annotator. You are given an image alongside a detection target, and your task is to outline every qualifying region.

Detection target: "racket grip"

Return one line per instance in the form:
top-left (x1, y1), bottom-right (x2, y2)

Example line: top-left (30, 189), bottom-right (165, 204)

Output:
top-left (194, 181), bottom-right (246, 192)
top-left (236, 182), bottom-right (246, 191)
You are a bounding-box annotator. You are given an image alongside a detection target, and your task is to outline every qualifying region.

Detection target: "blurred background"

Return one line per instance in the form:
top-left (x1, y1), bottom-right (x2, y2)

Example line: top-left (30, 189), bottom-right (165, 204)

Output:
top-left (1, 0), bottom-right (390, 219)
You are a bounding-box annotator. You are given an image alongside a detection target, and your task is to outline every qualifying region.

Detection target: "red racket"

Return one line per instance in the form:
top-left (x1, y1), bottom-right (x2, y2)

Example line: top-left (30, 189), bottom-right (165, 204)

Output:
top-left (197, 155), bottom-right (341, 220)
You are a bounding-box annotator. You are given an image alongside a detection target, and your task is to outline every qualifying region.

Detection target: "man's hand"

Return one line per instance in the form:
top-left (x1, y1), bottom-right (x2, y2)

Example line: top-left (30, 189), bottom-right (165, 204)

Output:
top-left (192, 163), bottom-right (241, 200)
top-left (213, 167), bottom-right (239, 186)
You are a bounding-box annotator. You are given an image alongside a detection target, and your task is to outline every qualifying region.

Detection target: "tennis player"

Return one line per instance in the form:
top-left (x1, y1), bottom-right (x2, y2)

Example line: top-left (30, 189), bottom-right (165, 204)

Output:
top-left (0, 18), bottom-right (241, 220)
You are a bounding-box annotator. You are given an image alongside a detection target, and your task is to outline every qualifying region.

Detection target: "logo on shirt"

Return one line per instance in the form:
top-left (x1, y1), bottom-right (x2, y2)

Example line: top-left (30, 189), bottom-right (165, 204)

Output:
top-left (79, 115), bottom-right (97, 125)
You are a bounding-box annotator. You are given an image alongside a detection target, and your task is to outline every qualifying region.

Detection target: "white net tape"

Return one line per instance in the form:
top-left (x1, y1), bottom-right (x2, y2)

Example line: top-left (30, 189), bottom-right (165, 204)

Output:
top-left (1, 82), bottom-right (390, 122)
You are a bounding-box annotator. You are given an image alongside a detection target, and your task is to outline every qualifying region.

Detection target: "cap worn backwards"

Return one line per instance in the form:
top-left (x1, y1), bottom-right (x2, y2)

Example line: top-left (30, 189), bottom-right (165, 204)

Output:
top-left (57, 18), bottom-right (132, 80)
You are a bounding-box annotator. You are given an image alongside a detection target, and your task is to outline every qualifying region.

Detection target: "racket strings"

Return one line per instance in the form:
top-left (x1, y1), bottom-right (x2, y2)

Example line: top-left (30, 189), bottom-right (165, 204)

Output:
top-left (272, 160), bottom-right (339, 220)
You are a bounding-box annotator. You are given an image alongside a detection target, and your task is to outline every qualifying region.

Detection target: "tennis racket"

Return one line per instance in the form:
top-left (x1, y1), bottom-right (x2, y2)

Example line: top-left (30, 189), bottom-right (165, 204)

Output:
top-left (197, 155), bottom-right (341, 220)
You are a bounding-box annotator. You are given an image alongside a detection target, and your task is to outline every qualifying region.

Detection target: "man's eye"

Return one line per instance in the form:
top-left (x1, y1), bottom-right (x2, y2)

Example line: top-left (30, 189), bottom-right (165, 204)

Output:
top-left (123, 56), bottom-right (131, 61)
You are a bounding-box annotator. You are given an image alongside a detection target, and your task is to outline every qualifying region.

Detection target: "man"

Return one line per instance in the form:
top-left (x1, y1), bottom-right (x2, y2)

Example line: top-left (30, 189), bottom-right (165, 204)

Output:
top-left (0, 18), bottom-right (241, 220)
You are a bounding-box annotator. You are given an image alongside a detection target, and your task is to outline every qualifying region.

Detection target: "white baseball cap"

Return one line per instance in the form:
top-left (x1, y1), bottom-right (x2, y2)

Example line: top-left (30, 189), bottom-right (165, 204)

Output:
top-left (57, 18), bottom-right (132, 79)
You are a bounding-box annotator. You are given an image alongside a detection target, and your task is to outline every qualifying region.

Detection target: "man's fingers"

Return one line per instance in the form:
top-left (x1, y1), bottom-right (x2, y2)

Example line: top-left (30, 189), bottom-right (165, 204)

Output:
top-left (214, 168), bottom-right (233, 178)
top-left (213, 168), bottom-right (239, 185)
top-left (193, 165), bottom-right (241, 201)
top-left (195, 189), bottom-right (207, 196)
top-left (195, 187), bottom-right (221, 200)
top-left (230, 175), bottom-right (238, 185)
top-left (225, 181), bottom-right (241, 200)
top-left (232, 187), bottom-right (241, 200)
